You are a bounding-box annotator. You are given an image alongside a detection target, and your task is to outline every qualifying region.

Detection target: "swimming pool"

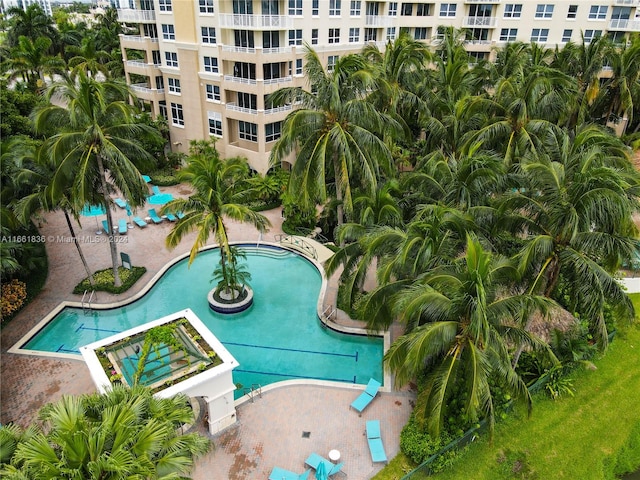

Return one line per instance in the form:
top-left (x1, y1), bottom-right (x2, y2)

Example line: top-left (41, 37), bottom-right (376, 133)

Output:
top-left (20, 245), bottom-right (384, 397)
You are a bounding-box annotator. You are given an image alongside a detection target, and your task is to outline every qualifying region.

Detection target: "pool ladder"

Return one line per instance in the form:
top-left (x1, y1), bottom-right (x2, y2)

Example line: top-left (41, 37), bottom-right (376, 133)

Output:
top-left (243, 384), bottom-right (262, 403)
top-left (82, 289), bottom-right (95, 314)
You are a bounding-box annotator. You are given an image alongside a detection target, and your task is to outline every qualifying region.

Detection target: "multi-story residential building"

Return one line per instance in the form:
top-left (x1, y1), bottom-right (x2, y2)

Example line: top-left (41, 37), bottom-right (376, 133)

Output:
top-left (116, 0), bottom-right (640, 173)
top-left (2, 0), bottom-right (52, 15)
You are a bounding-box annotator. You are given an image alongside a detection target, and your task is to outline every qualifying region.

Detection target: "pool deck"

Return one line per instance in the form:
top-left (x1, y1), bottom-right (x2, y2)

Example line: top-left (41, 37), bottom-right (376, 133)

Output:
top-left (0, 183), bottom-right (414, 479)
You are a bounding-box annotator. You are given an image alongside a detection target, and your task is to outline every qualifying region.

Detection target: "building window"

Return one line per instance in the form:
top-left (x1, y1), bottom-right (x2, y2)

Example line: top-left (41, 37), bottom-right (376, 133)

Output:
top-left (584, 30), bottom-right (602, 43)
top-left (389, 2), bottom-right (398, 15)
top-left (364, 28), bottom-right (377, 41)
top-left (312, 0), bottom-right (319, 15)
top-left (159, 0), bottom-right (172, 12)
top-left (588, 5), bottom-right (607, 20)
top-left (201, 26), bottom-right (217, 44)
top-left (530, 28), bottom-right (549, 42)
top-left (233, 0), bottom-right (253, 14)
top-left (387, 27), bottom-right (397, 40)
top-left (467, 28), bottom-right (489, 42)
top-left (237, 92), bottom-right (257, 110)
top-left (350, 0), bottom-right (361, 15)
top-left (159, 101), bottom-right (167, 118)
top-left (294, 58), bottom-right (303, 75)
top-left (235, 30), bottom-right (255, 48)
top-left (238, 121), bottom-right (257, 142)
top-left (162, 24), bottom-right (175, 40)
top-left (206, 84), bottom-right (220, 101)
top-left (401, 3), bottom-right (413, 15)
top-left (170, 102), bottom-right (184, 126)
top-left (439, 3), bottom-right (456, 17)
top-left (534, 4), bottom-right (553, 19)
top-left (204, 56), bottom-right (219, 73)
top-left (312, 29), bottom-right (318, 44)
top-left (561, 29), bottom-right (572, 42)
top-left (288, 0), bottom-right (302, 16)
top-left (349, 27), bottom-right (360, 42)
top-left (288, 29), bottom-right (303, 45)
top-left (329, 0), bottom-right (341, 16)
top-left (165, 52), bottom-right (178, 67)
top-left (412, 27), bottom-right (425, 40)
top-left (416, 3), bottom-right (430, 16)
top-left (567, 4), bottom-right (577, 19)
top-left (265, 122), bottom-right (282, 142)
top-left (209, 118), bottom-right (222, 137)
top-left (503, 4), bottom-right (522, 18)
top-left (168, 77), bottom-right (180, 94)
top-left (235, 62), bottom-right (256, 79)
top-left (263, 31), bottom-right (278, 49)
top-left (499, 28), bottom-right (517, 41)
top-left (329, 28), bottom-right (340, 43)
top-left (199, 0), bottom-right (214, 13)
top-left (327, 55), bottom-right (339, 71)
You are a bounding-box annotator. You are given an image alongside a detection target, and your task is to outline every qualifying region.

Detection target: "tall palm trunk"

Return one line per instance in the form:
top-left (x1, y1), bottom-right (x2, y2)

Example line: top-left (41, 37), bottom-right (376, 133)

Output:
top-left (96, 154), bottom-right (122, 287)
top-left (63, 210), bottom-right (94, 287)
top-left (333, 153), bottom-right (345, 228)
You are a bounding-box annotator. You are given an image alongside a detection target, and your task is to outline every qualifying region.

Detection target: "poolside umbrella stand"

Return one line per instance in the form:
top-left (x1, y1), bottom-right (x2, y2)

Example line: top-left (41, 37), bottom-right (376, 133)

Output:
top-left (80, 204), bottom-right (107, 235)
top-left (125, 203), bottom-right (133, 228)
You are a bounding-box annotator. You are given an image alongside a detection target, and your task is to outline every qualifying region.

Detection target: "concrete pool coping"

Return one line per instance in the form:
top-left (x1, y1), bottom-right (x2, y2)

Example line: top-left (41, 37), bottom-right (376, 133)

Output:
top-left (10, 241), bottom-right (393, 401)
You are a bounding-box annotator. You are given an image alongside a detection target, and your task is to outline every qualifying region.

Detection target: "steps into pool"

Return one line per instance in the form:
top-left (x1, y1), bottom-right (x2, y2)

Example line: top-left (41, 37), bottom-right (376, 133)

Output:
top-left (239, 246), bottom-right (295, 259)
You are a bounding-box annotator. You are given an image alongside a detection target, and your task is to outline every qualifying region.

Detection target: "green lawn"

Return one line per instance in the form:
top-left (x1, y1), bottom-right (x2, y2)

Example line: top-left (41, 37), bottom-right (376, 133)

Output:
top-left (385, 297), bottom-right (640, 480)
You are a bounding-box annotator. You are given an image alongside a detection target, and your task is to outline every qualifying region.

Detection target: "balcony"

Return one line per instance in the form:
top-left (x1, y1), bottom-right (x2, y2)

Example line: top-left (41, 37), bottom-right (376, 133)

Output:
top-left (609, 18), bottom-right (640, 30)
top-left (223, 75), bottom-right (258, 85)
top-left (613, 0), bottom-right (639, 5)
top-left (265, 104), bottom-right (292, 115)
top-left (263, 46), bottom-right (292, 54)
top-left (119, 34), bottom-right (159, 49)
top-left (365, 15), bottom-right (394, 27)
top-left (222, 45), bottom-right (257, 54)
top-left (465, 0), bottom-right (500, 2)
top-left (130, 83), bottom-right (165, 100)
top-left (263, 76), bottom-right (292, 85)
top-left (463, 16), bottom-right (497, 27)
top-left (226, 103), bottom-right (258, 115)
top-left (117, 9), bottom-right (156, 23)
top-left (218, 14), bottom-right (293, 30)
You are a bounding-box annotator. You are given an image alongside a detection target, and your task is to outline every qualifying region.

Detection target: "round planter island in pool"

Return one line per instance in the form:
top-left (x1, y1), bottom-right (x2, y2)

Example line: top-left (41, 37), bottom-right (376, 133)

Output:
top-left (207, 285), bottom-right (254, 314)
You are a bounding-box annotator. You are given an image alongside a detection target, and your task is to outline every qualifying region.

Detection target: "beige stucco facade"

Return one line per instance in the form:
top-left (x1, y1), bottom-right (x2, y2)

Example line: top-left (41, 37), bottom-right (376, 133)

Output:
top-left (117, 0), bottom-right (640, 173)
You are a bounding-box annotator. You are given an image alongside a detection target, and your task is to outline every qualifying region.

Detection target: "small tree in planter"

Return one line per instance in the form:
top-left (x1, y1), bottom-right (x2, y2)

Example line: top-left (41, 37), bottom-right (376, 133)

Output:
top-left (134, 324), bottom-right (189, 386)
top-left (212, 246), bottom-right (251, 301)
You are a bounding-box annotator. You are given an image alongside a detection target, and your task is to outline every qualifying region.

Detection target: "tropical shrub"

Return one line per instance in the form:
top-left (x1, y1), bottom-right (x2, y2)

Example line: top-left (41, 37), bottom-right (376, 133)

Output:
top-left (0, 279), bottom-right (27, 320)
top-left (73, 266), bottom-right (146, 294)
top-left (400, 414), bottom-right (455, 467)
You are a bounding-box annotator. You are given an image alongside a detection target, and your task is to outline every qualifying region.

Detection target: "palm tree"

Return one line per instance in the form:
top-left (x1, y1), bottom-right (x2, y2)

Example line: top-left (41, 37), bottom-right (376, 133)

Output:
top-left (495, 126), bottom-right (640, 348)
top-left (164, 140), bottom-right (270, 295)
top-left (269, 46), bottom-right (402, 226)
top-left (32, 73), bottom-right (159, 287)
top-left (384, 235), bottom-right (555, 437)
top-left (5, 4), bottom-right (58, 48)
top-left (67, 37), bottom-right (112, 79)
top-left (0, 386), bottom-right (210, 479)
top-left (2, 36), bottom-right (65, 92)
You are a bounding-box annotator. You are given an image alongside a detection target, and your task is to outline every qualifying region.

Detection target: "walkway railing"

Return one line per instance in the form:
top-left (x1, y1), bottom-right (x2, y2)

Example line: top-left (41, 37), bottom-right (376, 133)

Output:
top-left (274, 234), bottom-right (318, 260)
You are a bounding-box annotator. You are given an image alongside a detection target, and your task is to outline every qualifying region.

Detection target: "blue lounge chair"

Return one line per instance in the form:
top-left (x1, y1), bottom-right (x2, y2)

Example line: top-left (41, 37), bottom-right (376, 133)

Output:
top-left (176, 211), bottom-right (185, 219)
top-left (148, 209), bottom-right (163, 224)
top-left (133, 216), bottom-right (147, 228)
top-left (268, 467), bottom-right (311, 480)
top-left (152, 185), bottom-right (162, 195)
top-left (101, 220), bottom-right (111, 234)
top-left (142, 174), bottom-right (151, 183)
top-left (118, 219), bottom-right (128, 234)
top-left (366, 420), bottom-right (388, 463)
top-left (114, 198), bottom-right (127, 209)
top-left (165, 212), bottom-right (177, 222)
top-left (350, 378), bottom-right (381, 413)
top-left (304, 453), bottom-right (345, 477)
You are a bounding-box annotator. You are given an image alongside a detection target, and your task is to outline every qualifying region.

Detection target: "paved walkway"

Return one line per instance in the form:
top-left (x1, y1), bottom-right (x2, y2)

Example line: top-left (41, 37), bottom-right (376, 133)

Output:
top-left (0, 183), bottom-right (414, 479)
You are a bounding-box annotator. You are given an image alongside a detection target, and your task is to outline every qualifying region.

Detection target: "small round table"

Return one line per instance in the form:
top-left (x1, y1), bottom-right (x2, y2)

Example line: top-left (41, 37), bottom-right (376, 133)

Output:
top-left (328, 449), bottom-right (340, 463)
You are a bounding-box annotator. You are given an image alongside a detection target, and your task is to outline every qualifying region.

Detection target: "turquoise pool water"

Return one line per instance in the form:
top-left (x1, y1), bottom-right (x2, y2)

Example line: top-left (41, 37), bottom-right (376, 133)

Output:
top-left (23, 246), bottom-right (383, 397)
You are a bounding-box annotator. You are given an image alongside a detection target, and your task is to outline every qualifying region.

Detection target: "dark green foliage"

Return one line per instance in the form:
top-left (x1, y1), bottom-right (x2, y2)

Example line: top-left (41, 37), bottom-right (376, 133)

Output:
top-left (0, 81), bottom-right (42, 138)
top-left (73, 266), bottom-right (146, 294)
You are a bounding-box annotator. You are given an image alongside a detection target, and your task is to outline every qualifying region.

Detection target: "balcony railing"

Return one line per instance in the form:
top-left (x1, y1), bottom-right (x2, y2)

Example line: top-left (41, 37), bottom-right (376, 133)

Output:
top-left (263, 76), bottom-right (292, 85)
top-left (130, 83), bottom-right (165, 94)
top-left (463, 16), bottom-right (497, 27)
top-left (465, 0), bottom-right (500, 3)
top-left (223, 75), bottom-right (258, 85)
top-left (226, 102), bottom-right (258, 115)
top-left (125, 60), bottom-right (161, 69)
top-left (263, 46), bottom-right (292, 54)
top-left (265, 104), bottom-right (292, 115)
top-left (365, 15), bottom-right (394, 27)
top-left (222, 45), bottom-right (257, 54)
top-left (218, 14), bottom-right (293, 29)
top-left (119, 34), bottom-right (159, 43)
top-left (117, 9), bottom-right (156, 22)
top-left (609, 18), bottom-right (640, 30)
top-left (613, 0), bottom-right (639, 5)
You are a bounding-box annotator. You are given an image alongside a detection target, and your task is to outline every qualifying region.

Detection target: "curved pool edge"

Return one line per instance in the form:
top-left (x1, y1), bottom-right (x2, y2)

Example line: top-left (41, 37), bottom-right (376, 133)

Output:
top-left (9, 241), bottom-right (391, 390)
